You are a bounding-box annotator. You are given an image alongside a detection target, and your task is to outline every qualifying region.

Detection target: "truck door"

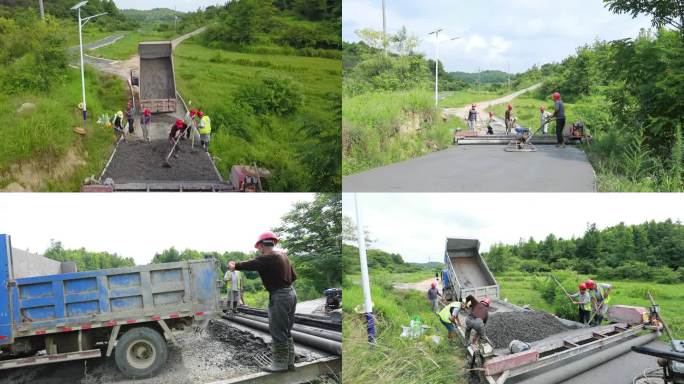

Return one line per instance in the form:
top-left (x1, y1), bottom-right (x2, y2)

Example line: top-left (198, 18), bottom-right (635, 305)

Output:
top-left (0, 234), bottom-right (14, 345)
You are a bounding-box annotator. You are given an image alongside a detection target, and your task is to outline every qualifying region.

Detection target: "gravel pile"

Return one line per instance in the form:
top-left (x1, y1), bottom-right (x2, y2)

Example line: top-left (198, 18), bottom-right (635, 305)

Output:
top-left (485, 311), bottom-right (569, 349)
top-left (102, 140), bottom-right (220, 183)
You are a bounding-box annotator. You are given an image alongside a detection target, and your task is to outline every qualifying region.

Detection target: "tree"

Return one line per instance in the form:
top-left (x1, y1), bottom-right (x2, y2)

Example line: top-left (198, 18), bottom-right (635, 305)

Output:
top-left (604, 0), bottom-right (684, 36)
top-left (342, 215), bottom-right (373, 247)
top-left (274, 193), bottom-right (342, 290)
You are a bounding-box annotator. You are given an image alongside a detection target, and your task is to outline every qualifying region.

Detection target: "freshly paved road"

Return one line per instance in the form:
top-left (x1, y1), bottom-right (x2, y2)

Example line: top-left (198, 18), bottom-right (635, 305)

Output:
top-left (343, 144), bottom-right (596, 192)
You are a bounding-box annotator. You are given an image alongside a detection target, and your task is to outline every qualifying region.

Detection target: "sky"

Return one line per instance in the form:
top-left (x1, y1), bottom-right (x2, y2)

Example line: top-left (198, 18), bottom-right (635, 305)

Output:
top-left (342, 193), bottom-right (684, 264)
top-left (112, 0), bottom-right (225, 12)
top-left (343, 0), bottom-right (654, 73)
top-left (0, 193), bottom-right (313, 264)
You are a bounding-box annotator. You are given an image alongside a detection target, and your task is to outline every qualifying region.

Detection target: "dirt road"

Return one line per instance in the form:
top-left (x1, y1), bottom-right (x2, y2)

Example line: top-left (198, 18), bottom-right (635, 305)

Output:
top-left (443, 83), bottom-right (542, 121)
top-left (393, 278), bottom-right (438, 292)
top-left (343, 84), bottom-right (596, 192)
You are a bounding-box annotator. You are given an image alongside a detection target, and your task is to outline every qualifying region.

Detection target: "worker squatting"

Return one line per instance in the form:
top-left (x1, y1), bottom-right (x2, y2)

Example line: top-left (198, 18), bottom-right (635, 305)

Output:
top-left (110, 100), bottom-right (213, 152)
top-left (427, 277), bottom-right (612, 347)
top-left (226, 232), bottom-right (299, 373)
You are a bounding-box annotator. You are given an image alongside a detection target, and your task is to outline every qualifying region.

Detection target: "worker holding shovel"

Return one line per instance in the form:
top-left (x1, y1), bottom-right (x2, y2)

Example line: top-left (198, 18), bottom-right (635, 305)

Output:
top-left (567, 282), bottom-right (592, 324)
top-left (168, 119), bottom-right (187, 159)
top-left (437, 300), bottom-right (461, 342)
top-left (229, 232), bottom-right (298, 373)
top-left (587, 279), bottom-right (612, 325)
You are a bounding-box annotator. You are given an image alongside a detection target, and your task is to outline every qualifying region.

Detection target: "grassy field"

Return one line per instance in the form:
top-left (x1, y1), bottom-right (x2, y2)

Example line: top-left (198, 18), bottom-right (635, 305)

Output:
top-left (342, 90), bottom-right (457, 175)
top-left (441, 89), bottom-right (512, 109)
top-left (497, 272), bottom-right (684, 339)
top-left (174, 38), bottom-right (341, 191)
top-left (87, 29), bottom-right (178, 60)
top-left (343, 273), bottom-right (465, 384)
top-left (0, 67), bottom-right (127, 191)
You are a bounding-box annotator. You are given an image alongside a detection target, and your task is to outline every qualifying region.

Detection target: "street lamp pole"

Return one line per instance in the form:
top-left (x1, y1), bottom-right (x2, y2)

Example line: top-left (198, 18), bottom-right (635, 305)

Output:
top-left (428, 29), bottom-right (442, 109)
top-left (382, 0), bottom-right (387, 54)
top-left (71, 1), bottom-right (106, 129)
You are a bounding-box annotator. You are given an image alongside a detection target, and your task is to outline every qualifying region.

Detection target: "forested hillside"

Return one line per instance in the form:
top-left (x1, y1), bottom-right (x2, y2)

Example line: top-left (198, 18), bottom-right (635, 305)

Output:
top-left (483, 219), bottom-right (684, 283)
top-left (43, 241), bottom-right (135, 271)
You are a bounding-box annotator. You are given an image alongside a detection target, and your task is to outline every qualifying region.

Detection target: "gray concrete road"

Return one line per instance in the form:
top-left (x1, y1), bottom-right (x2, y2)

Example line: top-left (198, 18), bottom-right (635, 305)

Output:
top-left (343, 144), bottom-right (596, 192)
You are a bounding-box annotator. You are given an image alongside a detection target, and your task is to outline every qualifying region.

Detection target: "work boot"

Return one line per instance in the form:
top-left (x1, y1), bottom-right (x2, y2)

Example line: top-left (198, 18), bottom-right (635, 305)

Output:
top-left (287, 337), bottom-right (296, 371)
top-left (262, 342), bottom-right (288, 373)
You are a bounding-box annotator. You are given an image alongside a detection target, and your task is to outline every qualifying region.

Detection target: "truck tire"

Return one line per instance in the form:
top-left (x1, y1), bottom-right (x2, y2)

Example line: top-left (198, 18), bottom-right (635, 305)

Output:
top-left (114, 327), bottom-right (168, 378)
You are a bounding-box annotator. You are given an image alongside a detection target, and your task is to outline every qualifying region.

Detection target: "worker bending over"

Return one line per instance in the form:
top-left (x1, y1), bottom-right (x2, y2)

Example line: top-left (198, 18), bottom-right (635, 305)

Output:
top-left (568, 282), bottom-right (592, 324)
top-left (229, 232), bottom-right (297, 373)
top-left (427, 282), bottom-right (442, 313)
top-left (464, 295), bottom-right (490, 347)
top-left (438, 301), bottom-right (461, 342)
top-left (169, 119), bottom-right (187, 158)
top-left (587, 279), bottom-right (612, 325)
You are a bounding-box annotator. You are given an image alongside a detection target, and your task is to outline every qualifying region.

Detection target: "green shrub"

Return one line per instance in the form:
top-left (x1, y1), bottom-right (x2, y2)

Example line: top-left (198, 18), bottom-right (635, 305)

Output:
top-left (236, 74), bottom-right (304, 115)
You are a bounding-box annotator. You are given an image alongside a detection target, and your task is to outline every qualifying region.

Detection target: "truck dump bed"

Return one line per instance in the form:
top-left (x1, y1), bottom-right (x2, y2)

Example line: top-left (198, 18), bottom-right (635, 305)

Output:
top-left (444, 238), bottom-right (499, 300)
top-left (139, 41), bottom-right (176, 113)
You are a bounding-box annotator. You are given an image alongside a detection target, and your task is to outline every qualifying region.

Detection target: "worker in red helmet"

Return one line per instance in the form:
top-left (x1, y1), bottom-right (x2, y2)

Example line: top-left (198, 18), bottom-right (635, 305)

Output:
top-left (588, 280), bottom-right (612, 325)
top-left (229, 232), bottom-right (297, 373)
top-left (550, 92), bottom-right (565, 147)
top-left (141, 108), bottom-right (152, 143)
top-left (505, 104), bottom-right (513, 134)
top-left (427, 282), bottom-right (442, 312)
top-left (169, 119), bottom-right (187, 158)
top-left (465, 104), bottom-right (480, 132)
top-left (567, 282), bottom-right (591, 324)
top-left (486, 111), bottom-right (494, 135)
top-left (464, 295), bottom-right (490, 347)
top-left (540, 105), bottom-right (551, 134)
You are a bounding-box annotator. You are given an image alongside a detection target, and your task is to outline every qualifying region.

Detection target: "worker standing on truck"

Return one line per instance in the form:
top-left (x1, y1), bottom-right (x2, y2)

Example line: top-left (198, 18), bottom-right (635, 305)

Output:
top-left (427, 282), bottom-right (442, 312)
top-left (229, 232), bottom-right (297, 373)
top-left (568, 282), bottom-right (592, 324)
top-left (438, 301), bottom-right (461, 342)
top-left (464, 295), bottom-right (490, 347)
top-left (505, 104), bottom-right (513, 134)
top-left (224, 268), bottom-right (245, 315)
top-left (550, 92), bottom-right (565, 147)
top-left (465, 104), bottom-right (479, 132)
top-left (198, 110), bottom-right (211, 152)
top-left (587, 279), bottom-right (612, 325)
top-left (141, 108), bottom-right (151, 143)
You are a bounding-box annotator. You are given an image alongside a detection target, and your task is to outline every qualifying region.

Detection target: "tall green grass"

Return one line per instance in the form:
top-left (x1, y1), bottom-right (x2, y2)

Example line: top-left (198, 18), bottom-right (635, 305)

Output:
top-left (0, 67), bottom-right (126, 191)
top-left (342, 90), bottom-right (453, 175)
top-left (343, 273), bottom-right (465, 384)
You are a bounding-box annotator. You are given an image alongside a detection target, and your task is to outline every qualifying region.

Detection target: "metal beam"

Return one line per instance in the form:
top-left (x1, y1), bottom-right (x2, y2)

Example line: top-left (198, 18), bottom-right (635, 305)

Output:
top-left (207, 356), bottom-right (341, 384)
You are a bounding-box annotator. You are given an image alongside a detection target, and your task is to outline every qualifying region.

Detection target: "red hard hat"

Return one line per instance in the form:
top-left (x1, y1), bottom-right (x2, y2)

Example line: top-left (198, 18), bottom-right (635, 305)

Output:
top-left (585, 279), bottom-right (595, 289)
top-left (553, 92), bottom-right (561, 100)
top-left (472, 104), bottom-right (476, 108)
top-left (579, 283), bottom-right (587, 290)
top-left (508, 104), bottom-right (512, 110)
top-left (431, 282), bottom-right (436, 288)
top-left (480, 297), bottom-right (491, 306)
top-left (540, 105), bottom-right (545, 111)
top-left (175, 119), bottom-right (184, 128)
top-left (144, 108), bottom-right (151, 116)
top-left (198, 111), bottom-right (204, 118)
top-left (255, 231), bottom-right (279, 248)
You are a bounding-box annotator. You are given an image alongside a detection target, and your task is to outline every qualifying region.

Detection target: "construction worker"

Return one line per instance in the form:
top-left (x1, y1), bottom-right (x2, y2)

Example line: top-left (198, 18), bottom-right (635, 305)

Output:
top-left (540, 105), bottom-right (552, 134)
top-left (464, 295), bottom-right (490, 347)
top-left (505, 104), bottom-right (513, 134)
top-left (169, 119), bottom-right (187, 158)
top-left (438, 301), bottom-right (461, 341)
top-left (198, 110), bottom-right (211, 152)
top-left (125, 102), bottom-right (135, 134)
top-left (465, 104), bottom-right (479, 132)
top-left (550, 92), bottom-right (565, 147)
top-left (486, 111), bottom-right (494, 135)
top-left (141, 108), bottom-right (151, 143)
top-left (427, 282), bottom-right (442, 313)
top-left (183, 108), bottom-right (197, 140)
top-left (229, 232), bottom-right (297, 373)
top-left (112, 110), bottom-right (126, 142)
top-left (568, 282), bottom-right (592, 324)
top-left (587, 279), bottom-right (612, 325)
top-left (224, 267), bottom-right (245, 315)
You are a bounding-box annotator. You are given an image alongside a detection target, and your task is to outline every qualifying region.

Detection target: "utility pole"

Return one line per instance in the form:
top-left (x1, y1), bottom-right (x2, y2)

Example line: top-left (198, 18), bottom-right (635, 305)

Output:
top-left (354, 194), bottom-right (375, 343)
top-left (174, 6), bottom-right (177, 33)
top-left (38, 0), bottom-right (45, 21)
top-left (429, 29), bottom-right (442, 109)
top-left (71, 1), bottom-right (107, 130)
top-left (381, 0), bottom-right (387, 54)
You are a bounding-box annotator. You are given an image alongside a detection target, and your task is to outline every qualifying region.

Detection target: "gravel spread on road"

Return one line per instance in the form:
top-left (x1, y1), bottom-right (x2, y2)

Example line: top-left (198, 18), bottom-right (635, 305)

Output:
top-left (485, 311), bottom-right (570, 349)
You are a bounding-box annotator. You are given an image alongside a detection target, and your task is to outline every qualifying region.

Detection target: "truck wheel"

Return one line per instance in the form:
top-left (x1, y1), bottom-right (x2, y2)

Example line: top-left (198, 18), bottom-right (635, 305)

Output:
top-left (114, 327), bottom-right (168, 378)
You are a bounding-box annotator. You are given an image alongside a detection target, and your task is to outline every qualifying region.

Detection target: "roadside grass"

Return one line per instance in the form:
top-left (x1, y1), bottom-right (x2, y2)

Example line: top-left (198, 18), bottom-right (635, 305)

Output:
top-left (173, 39), bottom-right (341, 191)
top-left (65, 27), bottom-right (120, 47)
top-left (343, 273), bottom-right (465, 384)
top-left (0, 67), bottom-right (127, 191)
top-left (342, 89), bottom-right (454, 175)
top-left (88, 30), bottom-right (178, 60)
top-left (497, 271), bottom-right (684, 339)
top-left (441, 89), bottom-right (511, 109)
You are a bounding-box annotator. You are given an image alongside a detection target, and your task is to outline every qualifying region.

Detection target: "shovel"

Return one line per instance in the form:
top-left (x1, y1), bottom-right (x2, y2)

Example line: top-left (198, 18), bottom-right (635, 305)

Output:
top-left (163, 136), bottom-right (181, 168)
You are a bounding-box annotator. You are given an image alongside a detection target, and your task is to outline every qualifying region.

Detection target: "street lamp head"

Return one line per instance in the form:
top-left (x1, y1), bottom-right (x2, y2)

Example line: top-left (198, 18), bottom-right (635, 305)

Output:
top-left (428, 28), bottom-right (443, 35)
top-left (450, 37), bottom-right (461, 41)
top-left (71, 1), bottom-right (88, 10)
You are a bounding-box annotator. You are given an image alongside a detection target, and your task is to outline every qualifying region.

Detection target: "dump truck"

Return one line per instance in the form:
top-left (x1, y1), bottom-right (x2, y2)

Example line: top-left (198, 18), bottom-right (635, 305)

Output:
top-left (0, 234), bottom-right (221, 378)
top-left (138, 41), bottom-right (176, 113)
top-left (441, 237), bottom-right (662, 384)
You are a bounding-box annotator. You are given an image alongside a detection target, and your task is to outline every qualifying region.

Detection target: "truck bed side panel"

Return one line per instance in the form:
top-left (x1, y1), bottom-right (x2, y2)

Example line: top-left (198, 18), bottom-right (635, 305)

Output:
top-left (0, 235), bottom-right (14, 345)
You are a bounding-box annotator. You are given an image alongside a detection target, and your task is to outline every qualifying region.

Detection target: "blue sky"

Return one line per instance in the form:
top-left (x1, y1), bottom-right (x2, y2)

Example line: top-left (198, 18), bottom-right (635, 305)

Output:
top-left (113, 0), bottom-right (224, 12)
top-left (343, 193), bottom-right (684, 264)
top-left (343, 0), bottom-right (654, 73)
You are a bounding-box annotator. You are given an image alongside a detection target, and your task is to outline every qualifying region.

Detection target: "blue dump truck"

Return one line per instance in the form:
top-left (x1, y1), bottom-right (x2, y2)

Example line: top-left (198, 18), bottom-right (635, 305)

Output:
top-left (0, 234), bottom-right (220, 378)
